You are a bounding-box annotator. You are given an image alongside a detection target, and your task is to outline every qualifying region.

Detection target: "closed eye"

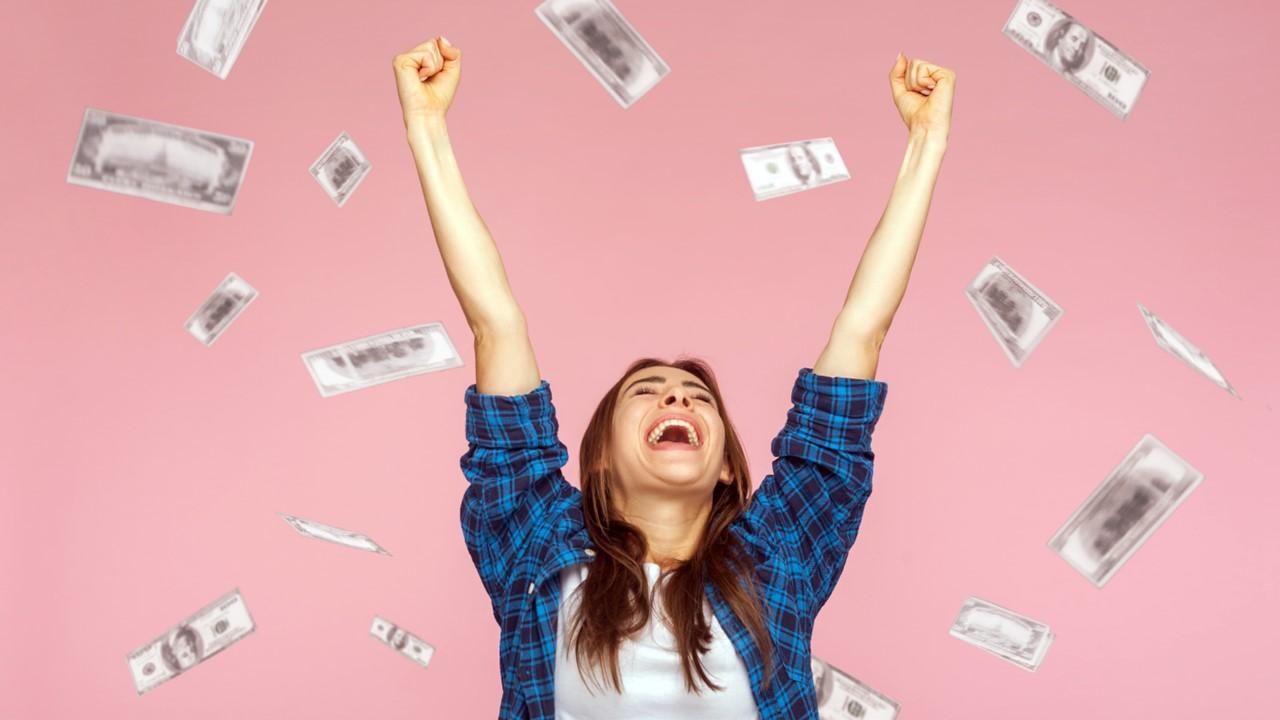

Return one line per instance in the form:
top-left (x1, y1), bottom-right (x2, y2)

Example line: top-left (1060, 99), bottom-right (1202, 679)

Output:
top-left (633, 386), bottom-right (714, 404)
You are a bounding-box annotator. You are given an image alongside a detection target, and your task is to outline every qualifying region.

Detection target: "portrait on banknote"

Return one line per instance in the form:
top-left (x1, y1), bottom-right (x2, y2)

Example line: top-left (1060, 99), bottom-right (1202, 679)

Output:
top-left (161, 625), bottom-right (203, 673)
top-left (1043, 18), bottom-right (1094, 75)
top-left (811, 657), bottom-right (833, 706)
top-left (788, 143), bottom-right (824, 187)
top-left (385, 624), bottom-right (409, 651)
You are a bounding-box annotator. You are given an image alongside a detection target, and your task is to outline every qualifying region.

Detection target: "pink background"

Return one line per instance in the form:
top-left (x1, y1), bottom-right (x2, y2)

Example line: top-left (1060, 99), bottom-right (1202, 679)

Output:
top-left (3, 0), bottom-right (1278, 717)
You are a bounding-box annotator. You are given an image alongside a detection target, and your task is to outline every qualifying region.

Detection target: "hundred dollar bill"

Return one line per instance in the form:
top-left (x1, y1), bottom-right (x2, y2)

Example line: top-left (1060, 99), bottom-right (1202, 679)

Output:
top-left (965, 256), bottom-right (1063, 368)
top-left (67, 108), bottom-right (253, 214)
top-left (127, 588), bottom-right (255, 695)
top-left (300, 322), bottom-right (463, 398)
top-left (370, 616), bottom-right (435, 670)
top-left (309, 132), bottom-right (371, 207)
top-left (740, 138), bottom-right (850, 201)
top-left (184, 272), bottom-right (257, 346)
top-left (949, 596), bottom-right (1053, 672)
top-left (177, 0), bottom-right (268, 79)
top-left (1002, 0), bottom-right (1150, 119)
top-left (1049, 433), bottom-right (1203, 587)
top-left (812, 656), bottom-right (900, 719)
top-left (1137, 303), bottom-right (1240, 399)
top-left (278, 512), bottom-right (391, 556)
top-left (536, 0), bottom-right (669, 108)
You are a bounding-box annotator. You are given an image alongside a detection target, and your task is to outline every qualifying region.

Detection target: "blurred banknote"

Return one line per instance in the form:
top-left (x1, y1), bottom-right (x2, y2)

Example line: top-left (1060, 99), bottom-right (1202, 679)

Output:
top-left (812, 656), bottom-right (900, 719)
top-left (127, 588), bottom-right (255, 695)
top-left (1138, 303), bottom-right (1240, 398)
top-left (370, 616), bottom-right (435, 669)
top-left (67, 108), bottom-right (253, 214)
top-left (309, 132), bottom-right (371, 207)
top-left (1002, 0), bottom-right (1150, 119)
top-left (740, 138), bottom-right (850, 201)
top-left (185, 272), bottom-right (257, 346)
top-left (301, 322), bottom-right (462, 398)
top-left (279, 512), bottom-right (391, 556)
top-left (965, 256), bottom-right (1062, 368)
top-left (1049, 433), bottom-right (1203, 587)
top-left (536, 0), bottom-right (669, 108)
top-left (949, 596), bottom-right (1053, 671)
top-left (177, 0), bottom-right (267, 79)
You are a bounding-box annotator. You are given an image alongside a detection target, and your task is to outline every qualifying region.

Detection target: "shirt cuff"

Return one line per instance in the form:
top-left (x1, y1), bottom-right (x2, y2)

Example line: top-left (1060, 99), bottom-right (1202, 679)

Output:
top-left (463, 380), bottom-right (560, 449)
top-left (790, 368), bottom-right (888, 451)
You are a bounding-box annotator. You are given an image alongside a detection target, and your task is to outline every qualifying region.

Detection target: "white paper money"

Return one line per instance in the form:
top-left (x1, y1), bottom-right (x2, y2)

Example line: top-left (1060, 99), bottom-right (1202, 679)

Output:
top-left (536, 0), bottom-right (669, 108)
top-left (67, 108), bottom-right (253, 214)
top-left (300, 322), bottom-right (463, 398)
top-left (812, 656), bottom-right (900, 719)
top-left (1049, 433), bottom-right (1203, 587)
top-left (184, 272), bottom-right (257, 346)
top-left (177, 0), bottom-right (268, 79)
top-left (965, 256), bottom-right (1063, 368)
top-left (1002, 0), bottom-right (1150, 119)
top-left (309, 132), bottom-right (371, 207)
top-left (949, 596), bottom-right (1053, 672)
top-left (740, 138), bottom-right (850, 201)
top-left (1137, 303), bottom-right (1240, 398)
top-left (370, 616), bottom-right (435, 669)
top-left (278, 512), bottom-right (391, 556)
top-left (127, 588), bottom-right (255, 695)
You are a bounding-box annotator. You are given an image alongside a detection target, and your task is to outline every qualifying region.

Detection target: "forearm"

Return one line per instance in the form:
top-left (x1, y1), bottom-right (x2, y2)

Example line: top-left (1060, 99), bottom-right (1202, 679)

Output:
top-left (406, 117), bottom-right (523, 334)
top-left (833, 128), bottom-right (948, 341)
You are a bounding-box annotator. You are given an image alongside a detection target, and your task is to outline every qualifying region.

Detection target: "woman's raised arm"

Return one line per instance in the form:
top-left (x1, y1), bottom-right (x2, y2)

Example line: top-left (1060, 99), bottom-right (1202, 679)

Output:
top-left (393, 37), bottom-right (540, 396)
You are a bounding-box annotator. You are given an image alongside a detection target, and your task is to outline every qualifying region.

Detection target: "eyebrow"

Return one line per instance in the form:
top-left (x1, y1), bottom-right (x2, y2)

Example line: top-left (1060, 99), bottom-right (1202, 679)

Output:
top-left (623, 375), bottom-right (714, 398)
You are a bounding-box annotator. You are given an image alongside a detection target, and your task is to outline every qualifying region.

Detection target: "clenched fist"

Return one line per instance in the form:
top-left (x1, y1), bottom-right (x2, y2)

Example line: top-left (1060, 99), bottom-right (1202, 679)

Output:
top-left (393, 36), bottom-right (462, 128)
top-left (889, 54), bottom-right (955, 137)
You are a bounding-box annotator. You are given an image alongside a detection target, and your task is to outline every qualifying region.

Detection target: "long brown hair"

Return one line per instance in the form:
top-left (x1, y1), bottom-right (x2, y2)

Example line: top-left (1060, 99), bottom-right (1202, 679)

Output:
top-left (567, 357), bottom-right (773, 694)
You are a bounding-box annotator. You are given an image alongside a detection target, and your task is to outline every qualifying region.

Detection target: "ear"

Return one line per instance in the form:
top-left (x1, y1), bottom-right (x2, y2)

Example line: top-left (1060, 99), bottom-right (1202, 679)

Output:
top-left (718, 465), bottom-right (733, 485)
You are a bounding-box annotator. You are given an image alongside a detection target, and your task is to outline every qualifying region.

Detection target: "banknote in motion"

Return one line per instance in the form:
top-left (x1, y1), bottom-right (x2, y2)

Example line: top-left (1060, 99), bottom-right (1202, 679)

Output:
top-left (127, 588), bottom-right (255, 695)
top-left (949, 596), bottom-right (1053, 671)
top-left (278, 512), bottom-right (391, 556)
top-left (1049, 433), bottom-right (1203, 587)
top-left (300, 322), bottom-right (463, 398)
top-left (1002, 0), bottom-right (1150, 119)
top-left (1137, 303), bottom-right (1240, 398)
top-left (370, 616), bottom-right (435, 669)
top-left (812, 655), bottom-right (900, 719)
top-left (177, 0), bottom-right (268, 79)
top-left (740, 138), bottom-right (850, 201)
top-left (310, 132), bottom-right (371, 207)
top-left (67, 108), bottom-right (253, 214)
top-left (536, 0), bottom-right (669, 108)
top-left (965, 256), bottom-right (1063, 368)
top-left (185, 272), bottom-right (257, 346)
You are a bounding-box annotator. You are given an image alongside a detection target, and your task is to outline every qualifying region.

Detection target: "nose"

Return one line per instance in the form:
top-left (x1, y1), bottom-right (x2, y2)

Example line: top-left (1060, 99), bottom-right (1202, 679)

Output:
top-left (661, 388), bottom-right (693, 408)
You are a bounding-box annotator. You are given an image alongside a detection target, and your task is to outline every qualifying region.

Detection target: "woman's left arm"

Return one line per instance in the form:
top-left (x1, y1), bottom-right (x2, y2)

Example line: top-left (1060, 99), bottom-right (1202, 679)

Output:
top-left (814, 54), bottom-right (956, 380)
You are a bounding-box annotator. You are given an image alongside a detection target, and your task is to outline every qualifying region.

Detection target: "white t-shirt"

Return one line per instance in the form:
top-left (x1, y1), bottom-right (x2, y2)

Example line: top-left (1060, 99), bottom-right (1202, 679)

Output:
top-left (553, 562), bottom-right (760, 719)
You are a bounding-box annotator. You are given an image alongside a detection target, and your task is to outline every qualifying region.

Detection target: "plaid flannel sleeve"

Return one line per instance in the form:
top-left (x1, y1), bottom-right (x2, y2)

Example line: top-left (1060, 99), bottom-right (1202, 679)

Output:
top-left (459, 380), bottom-right (578, 612)
top-left (740, 367), bottom-right (888, 617)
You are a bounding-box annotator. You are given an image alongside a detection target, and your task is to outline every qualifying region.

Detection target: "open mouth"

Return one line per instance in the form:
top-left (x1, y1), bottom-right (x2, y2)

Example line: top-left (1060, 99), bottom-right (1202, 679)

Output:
top-left (645, 417), bottom-right (701, 450)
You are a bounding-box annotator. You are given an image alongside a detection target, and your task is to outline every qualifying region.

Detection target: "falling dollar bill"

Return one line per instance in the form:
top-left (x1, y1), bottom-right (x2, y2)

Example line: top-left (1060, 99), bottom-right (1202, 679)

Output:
top-left (1137, 303), bottom-right (1240, 398)
top-left (177, 0), bottom-right (268, 79)
top-left (812, 656), bottom-right (900, 719)
top-left (949, 596), bottom-right (1053, 672)
top-left (300, 322), bottom-right (463, 398)
top-left (278, 512), bottom-right (391, 556)
top-left (1002, 0), bottom-right (1150, 119)
top-left (1049, 433), bottom-right (1203, 587)
top-left (309, 132), bottom-right (371, 207)
top-left (536, 0), bottom-right (669, 108)
top-left (127, 588), bottom-right (255, 695)
top-left (67, 108), bottom-right (253, 214)
top-left (740, 138), bottom-right (850, 201)
top-left (965, 256), bottom-right (1063, 368)
top-left (370, 616), bottom-right (435, 670)
top-left (184, 272), bottom-right (257, 346)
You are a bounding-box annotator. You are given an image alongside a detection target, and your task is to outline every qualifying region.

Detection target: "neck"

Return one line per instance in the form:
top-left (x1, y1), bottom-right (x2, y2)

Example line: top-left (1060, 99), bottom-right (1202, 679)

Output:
top-left (617, 491), bottom-right (713, 568)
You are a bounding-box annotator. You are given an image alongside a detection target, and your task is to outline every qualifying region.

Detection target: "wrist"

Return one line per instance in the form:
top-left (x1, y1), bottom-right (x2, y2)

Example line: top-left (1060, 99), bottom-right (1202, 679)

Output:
top-left (907, 125), bottom-right (948, 153)
top-left (406, 115), bottom-right (450, 147)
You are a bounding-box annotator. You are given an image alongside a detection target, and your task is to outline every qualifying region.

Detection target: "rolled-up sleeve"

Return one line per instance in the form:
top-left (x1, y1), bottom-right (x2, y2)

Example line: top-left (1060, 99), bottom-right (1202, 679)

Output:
top-left (459, 380), bottom-right (577, 608)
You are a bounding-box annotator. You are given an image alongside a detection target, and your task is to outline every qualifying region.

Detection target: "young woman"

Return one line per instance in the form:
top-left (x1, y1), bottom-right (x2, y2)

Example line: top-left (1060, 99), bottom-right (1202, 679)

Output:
top-left (393, 35), bottom-right (954, 720)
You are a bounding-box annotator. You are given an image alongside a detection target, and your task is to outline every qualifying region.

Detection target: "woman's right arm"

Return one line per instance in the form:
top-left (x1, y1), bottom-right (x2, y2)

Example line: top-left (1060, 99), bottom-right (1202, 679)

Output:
top-left (393, 36), bottom-right (540, 397)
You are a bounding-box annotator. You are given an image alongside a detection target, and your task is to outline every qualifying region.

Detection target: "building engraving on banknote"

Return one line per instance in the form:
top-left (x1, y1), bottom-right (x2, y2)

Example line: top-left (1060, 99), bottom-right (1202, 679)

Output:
top-left (185, 272), bottom-right (257, 346)
top-left (536, 0), bottom-right (669, 108)
top-left (965, 256), bottom-right (1063, 368)
top-left (300, 322), bottom-right (463, 398)
top-left (309, 132), bottom-right (372, 207)
top-left (949, 596), bottom-right (1053, 671)
top-left (177, 0), bottom-right (268, 79)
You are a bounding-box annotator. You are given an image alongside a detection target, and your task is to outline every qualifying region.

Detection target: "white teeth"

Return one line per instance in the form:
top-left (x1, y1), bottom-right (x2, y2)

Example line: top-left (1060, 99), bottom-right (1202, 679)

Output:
top-left (646, 419), bottom-right (700, 447)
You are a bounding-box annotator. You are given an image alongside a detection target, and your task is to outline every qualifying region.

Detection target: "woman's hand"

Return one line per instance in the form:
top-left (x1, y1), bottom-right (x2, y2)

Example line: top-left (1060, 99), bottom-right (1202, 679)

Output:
top-left (393, 36), bottom-right (462, 129)
top-left (889, 54), bottom-right (955, 138)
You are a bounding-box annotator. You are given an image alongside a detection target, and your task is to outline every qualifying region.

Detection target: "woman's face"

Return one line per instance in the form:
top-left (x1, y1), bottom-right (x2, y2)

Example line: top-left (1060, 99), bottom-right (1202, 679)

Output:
top-left (1056, 23), bottom-right (1088, 66)
top-left (608, 366), bottom-right (730, 501)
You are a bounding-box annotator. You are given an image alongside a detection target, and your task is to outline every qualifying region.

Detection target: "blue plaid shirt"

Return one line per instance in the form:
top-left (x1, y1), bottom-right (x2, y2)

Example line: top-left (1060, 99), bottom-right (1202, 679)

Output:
top-left (460, 367), bottom-right (887, 719)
